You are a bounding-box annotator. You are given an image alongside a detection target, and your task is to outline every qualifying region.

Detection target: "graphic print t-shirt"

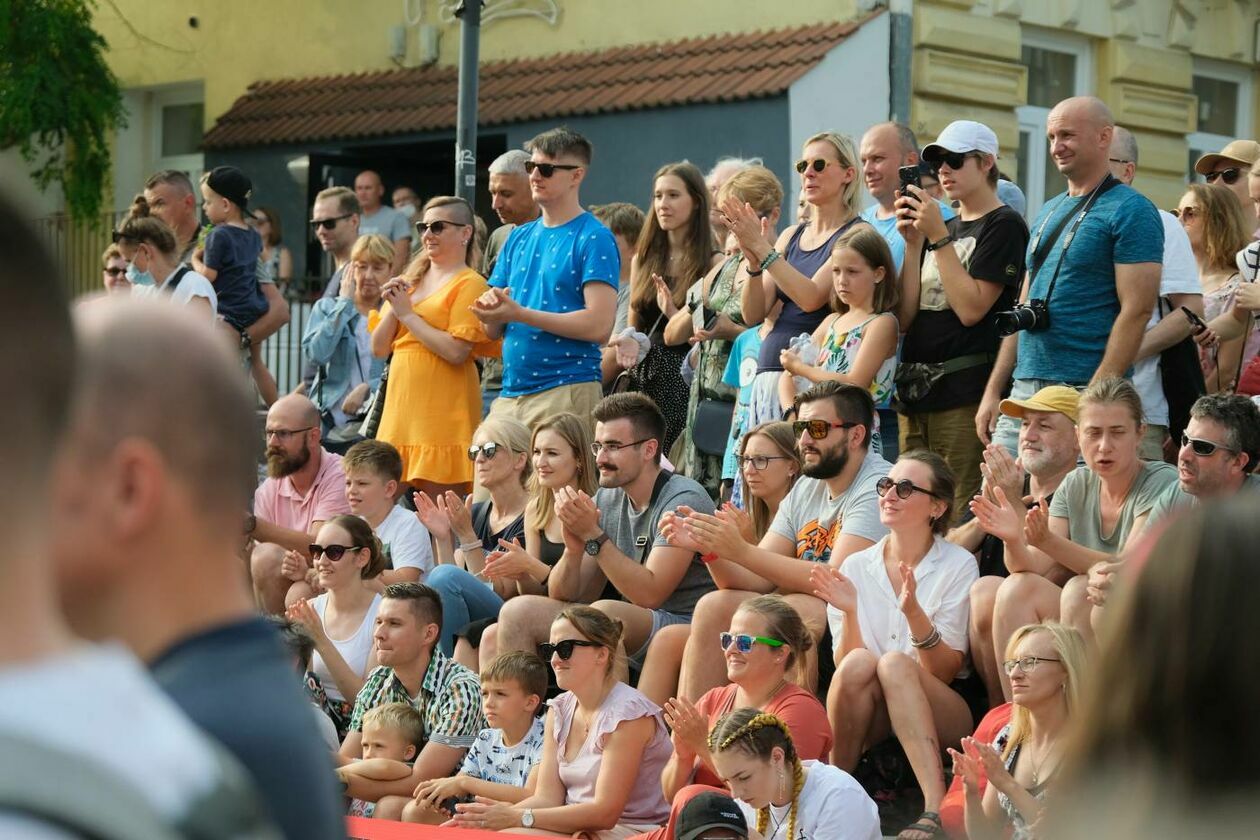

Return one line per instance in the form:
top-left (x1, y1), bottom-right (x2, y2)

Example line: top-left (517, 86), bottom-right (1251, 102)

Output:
top-left (767, 450), bottom-right (890, 563)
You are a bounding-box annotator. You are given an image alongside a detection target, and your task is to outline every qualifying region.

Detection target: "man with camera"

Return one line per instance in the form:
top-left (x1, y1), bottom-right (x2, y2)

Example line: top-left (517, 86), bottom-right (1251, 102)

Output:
top-left (979, 97), bottom-right (1163, 454)
top-left (894, 120), bottom-right (1029, 516)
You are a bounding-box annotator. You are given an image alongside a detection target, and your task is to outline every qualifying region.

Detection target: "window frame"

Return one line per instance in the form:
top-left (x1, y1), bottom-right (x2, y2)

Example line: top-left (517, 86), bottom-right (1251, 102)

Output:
top-left (1187, 57), bottom-right (1254, 182)
top-left (150, 86), bottom-right (205, 190)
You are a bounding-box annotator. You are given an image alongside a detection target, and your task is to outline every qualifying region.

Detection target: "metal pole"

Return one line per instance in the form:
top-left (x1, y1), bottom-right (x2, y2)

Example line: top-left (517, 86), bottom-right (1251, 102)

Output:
top-left (454, 0), bottom-right (483, 208)
top-left (888, 0), bottom-right (913, 125)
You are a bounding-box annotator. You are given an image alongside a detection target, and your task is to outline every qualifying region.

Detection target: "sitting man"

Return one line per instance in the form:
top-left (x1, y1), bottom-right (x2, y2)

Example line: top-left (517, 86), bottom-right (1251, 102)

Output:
top-left (496, 393), bottom-right (716, 671)
top-left (249, 393), bottom-right (352, 613)
top-left (339, 582), bottom-right (484, 817)
top-left (674, 381), bottom-right (891, 701)
top-left (951, 386), bottom-right (1080, 707)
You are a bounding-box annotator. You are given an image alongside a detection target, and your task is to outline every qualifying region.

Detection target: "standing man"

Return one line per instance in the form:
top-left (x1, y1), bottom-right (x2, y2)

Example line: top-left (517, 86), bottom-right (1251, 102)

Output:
top-left (1110, 127), bottom-right (1204, 458)
top-left (393, 184), bottom-right (423, 252)
top-left (143, 169), bottom-right (201, 264)
top-left (472, 127), bottom-right (620, 431)
top-left (1194, 139), bottom-right (1260, 223)
top-left (981, 96), bottom-right (1163, 453)
top-left (859, 122), bottom-right (954, 272)
top-left (354, 169), bottom-right (411, 275)
top-left (313, 185), bottom-right (362, 300)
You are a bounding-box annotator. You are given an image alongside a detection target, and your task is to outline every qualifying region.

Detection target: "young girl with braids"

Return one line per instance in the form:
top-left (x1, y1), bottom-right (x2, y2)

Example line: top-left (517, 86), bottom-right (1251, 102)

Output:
top-left (708, 709), bottom-right (880, 840)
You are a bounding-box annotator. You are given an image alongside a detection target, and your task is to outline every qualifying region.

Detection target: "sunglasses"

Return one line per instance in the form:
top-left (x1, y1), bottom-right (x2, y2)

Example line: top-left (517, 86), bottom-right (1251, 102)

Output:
top-left (875, 476), bottom-right (940, 500)
top-left (415, 219), bottom-right (469, 236)
top-left (524, 161), bottom-right (582, 178)
top-left (1206, 167), bottom-right (1242, 186)
top-left (103, 267), bottom-right (127, 277)
top-left (310, 213), bottom-right (353, 231)
top-left (110, 230), bottom-right (132, 244)
top-left (1181, 433), bottom-right (1237, 457)
top-left (468, 442), bottom-right (501, 461)
top-left (538, 639), bottom-right (599, 660)
top-left (719, 632), bottom-right (785, 654)
top-left (936, 151), bottom-right (976, 171)
top-left (791, 419), bottom-right (858, 440)
top-left (1172, 206), bottom-right (1200, 222)
top-left (308, 543), bottom-right (363, 561)
top-left (794, 158), bottom-right (833, 174)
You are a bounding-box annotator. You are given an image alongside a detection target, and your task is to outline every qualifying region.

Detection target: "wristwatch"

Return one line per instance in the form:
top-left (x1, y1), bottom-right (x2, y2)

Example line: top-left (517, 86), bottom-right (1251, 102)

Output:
top-left (521, 809), bottom-right (535, 828)
top-left (239, 328), bottom-right (253, 350)
top-left (584, 532), bottom-right (610, 557)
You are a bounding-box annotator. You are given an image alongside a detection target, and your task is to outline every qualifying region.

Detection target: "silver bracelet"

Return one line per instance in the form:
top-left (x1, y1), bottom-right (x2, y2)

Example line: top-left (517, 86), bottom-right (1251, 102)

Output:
top-left (910, 627), bottom-right (942, 649)
top-left (458, 541), bottom-right (483, 553)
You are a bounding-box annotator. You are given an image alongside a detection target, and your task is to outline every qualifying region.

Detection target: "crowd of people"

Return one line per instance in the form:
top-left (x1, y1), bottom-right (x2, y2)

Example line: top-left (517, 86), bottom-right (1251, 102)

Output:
top-left (6, 91), bottom-right (1260, 840)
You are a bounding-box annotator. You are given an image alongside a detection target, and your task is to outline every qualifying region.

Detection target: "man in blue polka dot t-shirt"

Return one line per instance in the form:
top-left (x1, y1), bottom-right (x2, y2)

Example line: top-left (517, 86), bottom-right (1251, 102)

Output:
top-left (472, 127), bottom-right (621, 430)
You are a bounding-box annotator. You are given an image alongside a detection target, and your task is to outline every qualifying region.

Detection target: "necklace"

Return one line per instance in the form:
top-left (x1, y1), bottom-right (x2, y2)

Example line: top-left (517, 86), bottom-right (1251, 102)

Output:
top-left (767, 800), bottom-right (790, 839)
top-left (1027, 741), bottom-right (1058, 787)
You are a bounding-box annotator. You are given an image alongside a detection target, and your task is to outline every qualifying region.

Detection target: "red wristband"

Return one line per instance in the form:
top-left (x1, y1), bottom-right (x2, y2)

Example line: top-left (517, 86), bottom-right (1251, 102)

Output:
top-left (700, 552), bottom-right (718, 564)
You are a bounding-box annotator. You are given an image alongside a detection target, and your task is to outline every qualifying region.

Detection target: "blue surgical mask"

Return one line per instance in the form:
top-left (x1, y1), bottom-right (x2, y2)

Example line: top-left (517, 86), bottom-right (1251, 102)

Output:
top-left (126, 249), bottom-right (156, 287)
top-left (397, 203), bottom-right (416, 219)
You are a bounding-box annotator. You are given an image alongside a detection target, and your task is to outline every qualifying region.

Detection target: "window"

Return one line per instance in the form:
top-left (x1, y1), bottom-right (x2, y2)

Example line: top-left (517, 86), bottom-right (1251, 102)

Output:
top-left (151, 87), bottom-right (205, 190)
top-left (1188, 58), bottom-right (1252, 181)
top-left (1016, 29), bottom-right (1094, 219)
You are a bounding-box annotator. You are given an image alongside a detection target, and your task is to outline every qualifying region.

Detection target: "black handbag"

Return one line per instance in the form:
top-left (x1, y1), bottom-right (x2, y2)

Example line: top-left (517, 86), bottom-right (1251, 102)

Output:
top-left (691, 398), bottom-right (736, 456)
top-left (358, 353), bottom-right (392, 439)
top-left (1157, 297), bottom-right (1206, 442)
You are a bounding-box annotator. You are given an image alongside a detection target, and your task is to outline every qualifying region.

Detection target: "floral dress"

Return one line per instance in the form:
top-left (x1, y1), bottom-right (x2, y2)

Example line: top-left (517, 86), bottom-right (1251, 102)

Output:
top-left (678, 255), bottom-right (746, 498)
top-left (993, 723), bottom-right (1050, 840)
top-left (815, 312), bottom-right (897, 455)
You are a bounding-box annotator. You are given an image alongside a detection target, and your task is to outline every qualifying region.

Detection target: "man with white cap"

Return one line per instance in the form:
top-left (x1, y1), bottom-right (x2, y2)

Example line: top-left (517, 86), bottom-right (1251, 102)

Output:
top-left (1194, 139), bottom-right (1260, 220)
top-left (894, 119), bottom-right (1030, 517)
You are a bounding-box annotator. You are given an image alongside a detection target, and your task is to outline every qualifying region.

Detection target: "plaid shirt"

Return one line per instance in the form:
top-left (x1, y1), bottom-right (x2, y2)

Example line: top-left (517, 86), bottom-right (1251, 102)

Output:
top-left (348, 649), bottom-right (484, 750)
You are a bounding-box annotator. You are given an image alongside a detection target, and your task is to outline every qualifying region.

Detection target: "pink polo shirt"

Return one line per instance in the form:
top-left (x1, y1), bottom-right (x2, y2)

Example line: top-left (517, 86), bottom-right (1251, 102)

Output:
top-left (254, 449), bottom-right (351, 535)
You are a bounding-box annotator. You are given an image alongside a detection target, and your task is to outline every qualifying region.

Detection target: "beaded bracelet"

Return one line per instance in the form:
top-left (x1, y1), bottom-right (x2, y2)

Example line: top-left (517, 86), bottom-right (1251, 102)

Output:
top-left (758, 249), bottom-right (781, 272)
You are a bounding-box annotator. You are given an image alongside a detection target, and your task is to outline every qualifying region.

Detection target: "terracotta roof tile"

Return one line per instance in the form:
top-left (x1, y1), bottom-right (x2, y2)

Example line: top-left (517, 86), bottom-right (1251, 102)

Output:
top-left (202, 12), bottom-right (881, 149)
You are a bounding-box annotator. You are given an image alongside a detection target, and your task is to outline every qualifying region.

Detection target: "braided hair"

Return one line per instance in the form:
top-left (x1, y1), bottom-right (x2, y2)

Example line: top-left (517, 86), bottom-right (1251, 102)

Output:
top-left (708, 709), bottom-right (804, 840)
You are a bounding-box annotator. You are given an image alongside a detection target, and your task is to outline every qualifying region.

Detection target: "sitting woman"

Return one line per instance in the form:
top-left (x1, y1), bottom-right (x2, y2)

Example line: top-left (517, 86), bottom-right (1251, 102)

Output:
top-left (948, 621), bottom-right (1085, 840)
top-left (640, 421), bottom-right (801, 705)
top-left (706, 709), bottom-right (880, 840)
top-left (447, 606), bottom-right (672, 837)
top-left (285, 514), bottom-right (386, 739)
top-left (634, 595), bottom-right (831, 840)
top-left (810, 450), bottom-right (978, 840)
top-left (421, 416), bottom-right (530, 660)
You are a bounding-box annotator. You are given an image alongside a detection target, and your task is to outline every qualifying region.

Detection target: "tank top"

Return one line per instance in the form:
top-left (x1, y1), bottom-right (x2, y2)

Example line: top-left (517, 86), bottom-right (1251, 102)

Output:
top-left (757, 219), bottom-right (861, 372)
top-left (310, 592), bottom-right (382, 703)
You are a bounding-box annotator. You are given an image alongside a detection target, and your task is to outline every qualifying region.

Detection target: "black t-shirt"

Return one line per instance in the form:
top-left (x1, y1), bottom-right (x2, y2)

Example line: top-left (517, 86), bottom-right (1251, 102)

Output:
top-left (472, 500), bottom-right (526, 551)
top-left (960, 476), bottom-right (1056, 578)
top-left (902, 205), bottom-right (1029, 412)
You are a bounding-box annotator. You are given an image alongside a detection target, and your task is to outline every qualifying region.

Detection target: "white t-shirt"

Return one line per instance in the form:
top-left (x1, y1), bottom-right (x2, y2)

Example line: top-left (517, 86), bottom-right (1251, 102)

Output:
top-left (310, 592), bottom-right (382, 702)
top-left (1132, 210), bottom-right (1200, 426)
top-left (826, 535), bottom-right (978, 675)
top-left (737, 760), bottom-right (881, 840)
top-left (0, 644), bottom-right (233, 834)
top-left (374, 504), bottom-right (434, 578)
top-left (133, 267), bottom-right (219, 315)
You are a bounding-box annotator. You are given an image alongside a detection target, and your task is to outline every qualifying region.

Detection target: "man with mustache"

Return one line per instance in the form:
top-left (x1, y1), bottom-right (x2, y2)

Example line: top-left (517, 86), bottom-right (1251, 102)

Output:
top-left (249, 394), bottom-right (352, 613)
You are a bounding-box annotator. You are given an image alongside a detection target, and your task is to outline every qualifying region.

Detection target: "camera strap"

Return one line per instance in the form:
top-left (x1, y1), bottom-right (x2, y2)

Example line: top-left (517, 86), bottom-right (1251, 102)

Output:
top-left (1028, 173), bottom-right (1120, 306)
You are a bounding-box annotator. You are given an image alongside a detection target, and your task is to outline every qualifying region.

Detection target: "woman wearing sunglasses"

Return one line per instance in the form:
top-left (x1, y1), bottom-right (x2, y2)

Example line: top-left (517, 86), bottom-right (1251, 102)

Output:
top-left (370, 195), bottom-right (500, 502)
top-left (420, 416), bottom-right (530, 662)
top-left (726, 132), bottom-right (866, 427)
top-left (283, 514), bottom-right (386, 739)
top-left (448, 606), bottom-right (672, 836)
top-left (810, 450), bottom-right (978, 840)
top-left (948, 622), bottom-right (1085, 840)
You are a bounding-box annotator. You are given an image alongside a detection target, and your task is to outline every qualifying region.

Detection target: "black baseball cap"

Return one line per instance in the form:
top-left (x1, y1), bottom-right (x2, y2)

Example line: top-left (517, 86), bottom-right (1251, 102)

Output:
top-left (677, 792), bottom-right (748, 840)
top-left (205, 166), bottom-right (253, 210)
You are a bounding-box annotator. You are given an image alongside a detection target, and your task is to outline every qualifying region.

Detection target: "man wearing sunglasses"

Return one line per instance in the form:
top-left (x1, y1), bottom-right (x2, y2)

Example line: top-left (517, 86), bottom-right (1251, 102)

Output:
top-left (1193, 139), bottom-right (1260, 222)
top-left (312, 186), bottom-right (362, 300)
top-left (677, 381), bottom-right (891, 700)
top-left (473, 127), bottom-right (620, 432)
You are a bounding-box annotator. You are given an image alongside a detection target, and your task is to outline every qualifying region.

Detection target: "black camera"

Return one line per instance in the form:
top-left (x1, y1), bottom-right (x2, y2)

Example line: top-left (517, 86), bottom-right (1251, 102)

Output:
top-left (994, 299), bottom-right (1050, 337)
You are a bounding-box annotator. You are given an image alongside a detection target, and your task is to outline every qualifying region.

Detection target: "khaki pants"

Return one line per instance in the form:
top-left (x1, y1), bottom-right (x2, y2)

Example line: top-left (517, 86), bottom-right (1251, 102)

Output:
top-left (900, 402), bottom-right (985, 523)
top-left (488, 380), bottom-right (602, 434)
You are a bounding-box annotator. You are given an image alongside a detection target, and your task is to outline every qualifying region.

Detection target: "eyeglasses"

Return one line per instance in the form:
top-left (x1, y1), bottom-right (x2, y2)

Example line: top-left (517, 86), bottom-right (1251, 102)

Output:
top-left (1181, 433), bottom-right (1237, 457)
top-left (524, 161), bottom-right (582, 178)
top-left (308, 544), bottom-right (363, 561)
top-left (310, 213), bottom-right (353, 231)
top-left (265, 426), bottom-right (313, 440)
top-left (1002, 656), bottom-right (1061, 676)
top-left (538, 639), bottom-right (599, 660)
top-left (1108, 158), bottom-right (1132, 165)
top-left (737, 454), bottom-right (794, 471)
top-left (795, 158), bottom-right (834, 174)
top-left (719, 632), bottom-right (785, 654)
top-left (415, 219), bottom-right (469, 236)
top-left (591, 438), bottom-right (651, 455)
top-left (875, 476), bottom-right (940, 500)
top-left (1206, 167), bottom-right (1243, 186)
top-left (936, 151), bottom-right (977, 171)
top-left (791, 419), bottom-right (858, 440)
top-left (468, 442), bottom-right (501, 461)
top-left (1172, 206), bottom-right (1200, 222)
top-left (103, 267), bottom-right (127, 277)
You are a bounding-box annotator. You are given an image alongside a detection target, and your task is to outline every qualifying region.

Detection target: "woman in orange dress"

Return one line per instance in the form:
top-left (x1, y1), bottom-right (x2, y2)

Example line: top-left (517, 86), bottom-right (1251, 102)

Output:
top-left (371, 196), bottom-right (499, 498)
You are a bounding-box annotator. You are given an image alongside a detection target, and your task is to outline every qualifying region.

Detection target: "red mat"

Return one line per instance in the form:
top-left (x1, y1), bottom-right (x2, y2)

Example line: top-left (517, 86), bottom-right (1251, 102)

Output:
top-left (346, 816), bottom-right (506, 839)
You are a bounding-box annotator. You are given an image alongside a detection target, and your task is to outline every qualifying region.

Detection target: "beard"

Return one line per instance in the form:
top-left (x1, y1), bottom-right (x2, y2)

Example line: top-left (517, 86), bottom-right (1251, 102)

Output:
top-left (267, 438), bottom-right (311, 478)
top-left (802, 442), bottom-right (849, 480)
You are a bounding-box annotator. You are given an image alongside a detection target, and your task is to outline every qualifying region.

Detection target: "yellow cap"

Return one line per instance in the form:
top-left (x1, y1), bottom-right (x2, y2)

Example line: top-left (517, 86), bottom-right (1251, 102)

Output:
top-left (1194, 140), bottom-right (1260, 175)
top-left (999, 385), bottom-right (1079, 424)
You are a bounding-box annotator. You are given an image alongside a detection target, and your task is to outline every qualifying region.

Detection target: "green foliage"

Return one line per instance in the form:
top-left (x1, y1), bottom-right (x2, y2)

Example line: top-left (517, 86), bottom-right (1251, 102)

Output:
top-left (0, 0), bottom-right (126, 223)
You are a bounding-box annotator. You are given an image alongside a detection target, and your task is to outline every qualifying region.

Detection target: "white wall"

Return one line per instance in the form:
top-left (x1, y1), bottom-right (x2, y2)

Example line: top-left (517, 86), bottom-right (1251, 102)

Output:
top-left (0, 147), bottom-right (64, 219)
top-left (787, 11), bottom-right (891, 210)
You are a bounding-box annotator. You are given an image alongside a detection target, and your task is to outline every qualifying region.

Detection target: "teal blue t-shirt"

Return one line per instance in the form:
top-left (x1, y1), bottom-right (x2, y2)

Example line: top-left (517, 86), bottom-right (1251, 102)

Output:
top-left (488, 212), bottom-right (619, 397)
top-left (861, 200), bottom-right (955, 274)
top-left (1014, 184), bottom-right (1163, 384)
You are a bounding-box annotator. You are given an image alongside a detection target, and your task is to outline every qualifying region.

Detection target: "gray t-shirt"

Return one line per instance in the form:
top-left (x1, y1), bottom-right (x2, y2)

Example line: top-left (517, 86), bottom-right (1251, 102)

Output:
top-left (359, 205), bottom-right (411, 242)
top-left (1146, 473), bottom-right (1260, 527)
top-left (768, 450), bottom-right (891, 564)
top-left (1048, 461), bottom-right (1177, 553)
top-left (595, 471), bottom-right (716, 616)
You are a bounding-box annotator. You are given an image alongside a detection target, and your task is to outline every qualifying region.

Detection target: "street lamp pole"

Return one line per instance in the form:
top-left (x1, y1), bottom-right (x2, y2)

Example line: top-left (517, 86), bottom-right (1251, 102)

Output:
top-left (454, 0), bottom-right (483, 208)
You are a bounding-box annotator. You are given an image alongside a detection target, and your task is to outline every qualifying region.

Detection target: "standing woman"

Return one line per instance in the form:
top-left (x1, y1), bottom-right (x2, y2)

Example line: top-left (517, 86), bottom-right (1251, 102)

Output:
top-left (667, 166), bottom-right (783, 497)
top-left (371, 196), bottom-right (499, 499)
top-left (729, 132), bottom-right (866, 425)
top-left (608, 162), bottom-right (721, 455)
top-left (253, 206), bottom-right (293, 287)
top-left (114, 196), bottom-right (218, 316)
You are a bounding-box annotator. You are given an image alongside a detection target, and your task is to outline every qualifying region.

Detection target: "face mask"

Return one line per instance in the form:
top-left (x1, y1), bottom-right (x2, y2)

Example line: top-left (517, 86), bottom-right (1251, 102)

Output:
top-left (126, 248), bottom-right (156, 287)
top-left (397, 203), bottom-right (416, 219)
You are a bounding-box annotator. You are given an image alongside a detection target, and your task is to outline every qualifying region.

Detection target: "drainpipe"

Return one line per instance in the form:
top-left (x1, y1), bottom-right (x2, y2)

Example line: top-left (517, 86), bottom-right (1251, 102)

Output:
top-left (454, 1), bottom-right (483, 208)
top-left (888, 0), bottom-right (913, 125)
